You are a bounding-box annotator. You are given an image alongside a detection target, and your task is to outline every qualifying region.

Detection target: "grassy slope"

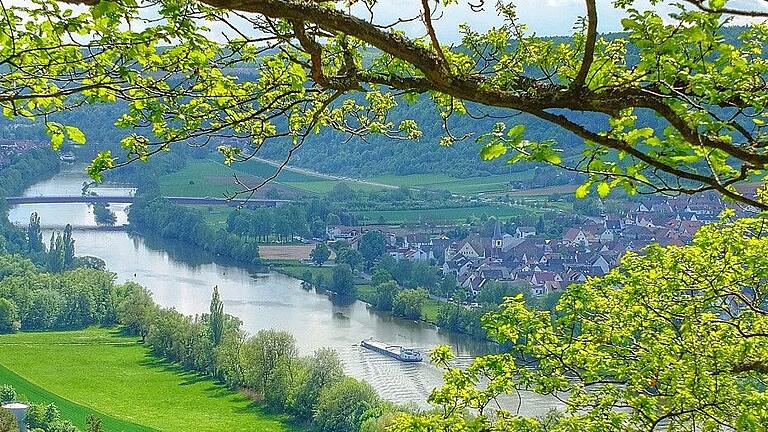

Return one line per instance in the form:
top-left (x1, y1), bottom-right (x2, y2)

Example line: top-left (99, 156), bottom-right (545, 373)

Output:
top-left (0, 329), bottom-right (304, 432)
top-left (0, 364), bottom-right (150, 432)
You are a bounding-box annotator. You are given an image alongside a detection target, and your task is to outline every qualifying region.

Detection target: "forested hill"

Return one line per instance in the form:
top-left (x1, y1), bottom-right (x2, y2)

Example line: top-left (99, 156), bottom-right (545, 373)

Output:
top-left (0, 27), bottom-right (750, 179)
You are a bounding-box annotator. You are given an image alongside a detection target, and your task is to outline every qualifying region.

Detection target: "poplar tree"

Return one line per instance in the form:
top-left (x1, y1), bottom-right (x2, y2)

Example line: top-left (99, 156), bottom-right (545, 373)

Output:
top-left (209, 286), bottom-right (224, 347)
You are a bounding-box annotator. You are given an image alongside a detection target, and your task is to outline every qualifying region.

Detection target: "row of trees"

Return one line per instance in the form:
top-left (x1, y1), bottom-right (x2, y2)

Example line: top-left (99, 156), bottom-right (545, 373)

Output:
top-left (26, 215), bottom-right (81, 273)
top-left (0, 254), bottom-right (127, 332)
top-left (226, 205), bottom-right (313, 243)
top-left (119, 286), bottom-right (396, 432)
top-left (128, 195), bottom-right (260, 265)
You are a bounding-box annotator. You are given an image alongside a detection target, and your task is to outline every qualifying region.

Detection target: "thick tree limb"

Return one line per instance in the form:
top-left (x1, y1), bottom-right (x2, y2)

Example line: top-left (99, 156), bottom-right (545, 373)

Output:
top-left (572, 0), bottom-right (597, 90)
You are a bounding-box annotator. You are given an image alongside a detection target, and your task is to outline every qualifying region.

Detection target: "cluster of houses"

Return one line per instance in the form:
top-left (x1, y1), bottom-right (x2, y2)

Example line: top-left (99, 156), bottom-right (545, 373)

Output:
top-left (327, 192), bottom-right (744, 299)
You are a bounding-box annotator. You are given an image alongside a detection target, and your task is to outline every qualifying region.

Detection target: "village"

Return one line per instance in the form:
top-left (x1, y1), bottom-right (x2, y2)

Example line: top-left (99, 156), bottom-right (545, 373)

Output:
top-left (326, 192), bottom-right (741, 301)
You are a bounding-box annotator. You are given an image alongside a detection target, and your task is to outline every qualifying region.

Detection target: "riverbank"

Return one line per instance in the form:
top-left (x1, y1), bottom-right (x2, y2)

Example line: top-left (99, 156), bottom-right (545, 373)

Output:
top-left (265, 259), bottom-right (442, 324)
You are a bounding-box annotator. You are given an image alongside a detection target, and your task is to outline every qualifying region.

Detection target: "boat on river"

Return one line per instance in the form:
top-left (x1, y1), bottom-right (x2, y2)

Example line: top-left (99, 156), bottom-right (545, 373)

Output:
top-left (361, 338), bottom-right (423, 362)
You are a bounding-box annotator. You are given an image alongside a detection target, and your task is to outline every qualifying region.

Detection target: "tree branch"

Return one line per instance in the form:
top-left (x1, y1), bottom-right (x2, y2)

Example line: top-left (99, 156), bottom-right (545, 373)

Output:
top-left (572, 0), bottom-right (597, 90)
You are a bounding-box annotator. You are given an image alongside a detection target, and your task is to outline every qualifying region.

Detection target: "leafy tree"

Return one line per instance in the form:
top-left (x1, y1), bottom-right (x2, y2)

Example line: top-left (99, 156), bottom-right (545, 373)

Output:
top-left (410, 262), bottom-right (438, 291)
top-left (93, 203), bottom-right (117, 226)
top-left (0, 409), bottom-right (16, 432)
top-left (371, 281), bottom-right (398, 312)
top-left (4, 1), bottom-right (768, 209)
top-left (46, 232), bottom-right (61, 273)
top-left (294, 348), bottom-right (345, 420)
top-left (327, 214), bottom-right (341, 226)
top-left (314, 273), bottom-right (327, 290)
top-left (392, 288), bottom-right (428, 321)
top-left (310, 243), bottom-right (331, 266)
top-left (330, 264), bottom-right (355, 297)
top-left (242, 329), bottom-right (298, 394)
top-left (209, 286), bottom-right (224, 347)
top-left (369, 267), bottom-right (392, 287)
top-left (391, 259), bottom-right (412, 286)
top-left (0, 385), bottom-right (16, 403)
top-left (311, 218), bottom-right (327, 239)
top-left (0, 298), bottom-right (19, 334)
top-left (438, 275), bottom-right (457, 299)
top-left (476, 281), bottom-right (534, 307)
top-left (394, 216), bottom-right (768, 431)
top-left (86, 415), bottom-right (103, 432)
top-left (118, 283), bottom-right (158, 342)
top-left (358, 231), bottom-right (387, 269)
top-left (335, 248), bottom-right (362, 272)
top-left (71, 256), bottom-right (107, 271)
top-left (26, 212), bottom-right (44, 254)
top-left (314, 377), bottom-right (380, 432)
top-left (62, 224), bottom-right (75, 269)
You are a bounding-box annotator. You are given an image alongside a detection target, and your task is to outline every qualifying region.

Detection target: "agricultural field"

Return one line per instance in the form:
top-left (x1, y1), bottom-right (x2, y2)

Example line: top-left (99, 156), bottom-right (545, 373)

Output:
top-left (0, 329), bottom-right (304, 432)
top-left (353, 204), bottom-right (541, 224)
top-left (370, 170), bottom-right (535, 195)
top-left (259, 244), bottom-right (322, 260)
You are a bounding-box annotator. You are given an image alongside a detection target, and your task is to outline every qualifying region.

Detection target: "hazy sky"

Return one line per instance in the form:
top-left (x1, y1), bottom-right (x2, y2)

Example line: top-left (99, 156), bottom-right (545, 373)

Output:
top-left (11, 0), bottom-right (768, 42)
top-left (357, 0), bottom-right (768, 42)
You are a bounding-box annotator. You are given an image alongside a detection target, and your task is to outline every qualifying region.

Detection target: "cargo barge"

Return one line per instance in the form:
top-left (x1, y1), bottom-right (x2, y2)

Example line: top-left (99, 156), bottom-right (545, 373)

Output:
top-left (360, 338), bottom-right (423, 362)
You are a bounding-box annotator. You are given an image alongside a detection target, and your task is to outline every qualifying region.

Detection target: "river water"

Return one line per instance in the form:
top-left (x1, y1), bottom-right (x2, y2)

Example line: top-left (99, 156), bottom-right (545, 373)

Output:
top-left (8, 165), bottom-right (558, 415)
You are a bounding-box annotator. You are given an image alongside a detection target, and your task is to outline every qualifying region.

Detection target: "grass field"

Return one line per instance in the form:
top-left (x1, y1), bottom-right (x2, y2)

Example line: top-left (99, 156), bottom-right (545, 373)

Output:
top-left (0, 329), bottom-right (304, 432)
top-left (159, 159), bottom-right (386, 197)
top-left (267, 260), bottom-right (334, 283)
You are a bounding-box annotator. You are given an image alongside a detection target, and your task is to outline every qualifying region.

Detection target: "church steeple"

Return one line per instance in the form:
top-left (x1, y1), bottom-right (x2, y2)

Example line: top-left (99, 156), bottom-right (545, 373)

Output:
top-left (491, 221), bottom-right (503, 258)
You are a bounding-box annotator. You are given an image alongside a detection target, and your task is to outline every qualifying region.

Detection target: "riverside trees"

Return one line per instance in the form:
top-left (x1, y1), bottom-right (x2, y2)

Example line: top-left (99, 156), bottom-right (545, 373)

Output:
top-left (122, 286), bottom-right (386, 430)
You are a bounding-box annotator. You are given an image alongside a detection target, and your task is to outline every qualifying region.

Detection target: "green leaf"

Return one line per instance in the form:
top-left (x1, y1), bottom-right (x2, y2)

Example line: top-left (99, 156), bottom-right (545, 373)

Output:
top-left (575, 182), bottom-right (592, 199)
top-left (597, 181), bottom-right (610, 198)
top-left (50, 132), bottom-right (64, 151)
top-left (86, 151), bottom-right (114, 182)
top-left (480, 143), bottom-right (508, 160)
top-left (65, 126), bottom-right (86, 145)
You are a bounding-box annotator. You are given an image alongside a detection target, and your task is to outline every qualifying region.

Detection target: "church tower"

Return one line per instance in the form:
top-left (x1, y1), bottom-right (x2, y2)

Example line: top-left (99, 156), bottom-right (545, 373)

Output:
top-left (491, 221), bottom-right (503, 259)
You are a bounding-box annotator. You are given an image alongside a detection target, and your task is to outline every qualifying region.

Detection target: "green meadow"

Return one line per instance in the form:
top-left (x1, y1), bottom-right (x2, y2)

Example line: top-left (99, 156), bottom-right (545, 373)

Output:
top-left (0, 329), bottom-right (304, 432)
top-left (158, 159), bottom-right (387, 197)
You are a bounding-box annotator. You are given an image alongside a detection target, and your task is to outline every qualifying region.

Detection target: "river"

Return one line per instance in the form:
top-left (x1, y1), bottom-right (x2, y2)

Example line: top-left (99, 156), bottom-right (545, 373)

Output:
top-left (8, 165), bottom-right (558, 416)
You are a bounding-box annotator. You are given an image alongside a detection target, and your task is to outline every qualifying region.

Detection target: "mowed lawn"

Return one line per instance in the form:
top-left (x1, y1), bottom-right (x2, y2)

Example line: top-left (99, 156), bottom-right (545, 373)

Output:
top-left (0, 329), bottom-right (304, 432)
